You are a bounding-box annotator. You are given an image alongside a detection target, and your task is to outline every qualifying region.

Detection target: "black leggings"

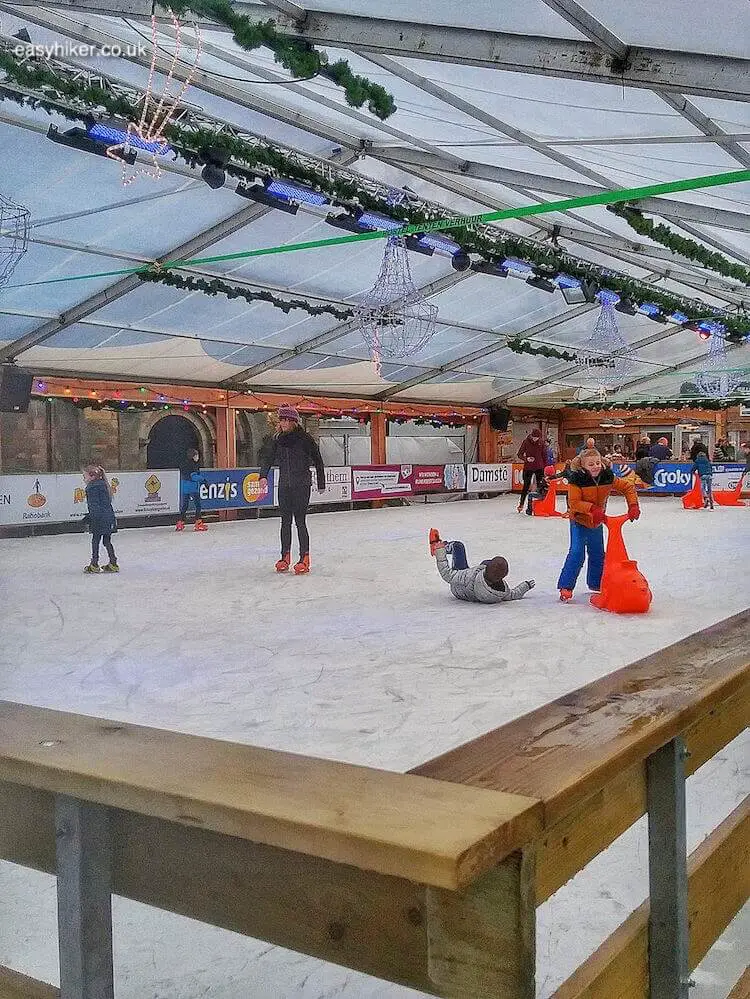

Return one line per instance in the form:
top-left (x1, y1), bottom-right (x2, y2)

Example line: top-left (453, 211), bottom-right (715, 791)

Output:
top-left (279, 482), bottom-right (311, 557)
top-left (519, 469), bottom-right (546, 506)
top-left (92, 533), bottom-right (116, 566)
top-left (180, 492), bottom-right (202, 521)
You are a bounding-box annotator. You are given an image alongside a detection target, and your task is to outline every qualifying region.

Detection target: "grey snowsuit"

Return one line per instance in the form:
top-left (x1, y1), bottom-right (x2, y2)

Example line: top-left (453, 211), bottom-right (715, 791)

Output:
top-left (435, 547), bottom-right (533, 604)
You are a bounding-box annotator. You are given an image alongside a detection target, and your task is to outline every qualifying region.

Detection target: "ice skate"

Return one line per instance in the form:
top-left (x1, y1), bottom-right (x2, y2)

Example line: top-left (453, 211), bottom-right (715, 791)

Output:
top-left (429, 528), bottom-right (444, 556)
top-left (275, 553), bottom-right (291, 573)
top-left (193, 519), bottom-right (208, 532)
top-left (102, 563), bottom-right (119, 573)
top-left (293, 554), bottom-right (310, 575)
top-left (83, 564), bottom-right (101, 574)
top-left (559, 588), bottom-right (573, 602)
top-left (175, 520), bottom-right (185, 532)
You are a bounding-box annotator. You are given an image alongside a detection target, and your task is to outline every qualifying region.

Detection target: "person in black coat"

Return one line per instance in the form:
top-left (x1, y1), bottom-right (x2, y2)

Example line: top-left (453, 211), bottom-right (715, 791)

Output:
top-left (634, 436), bottom-right (652, 461)
top-left (259, 406), bottom-right (325, 574)
top-left (82, 465), bottom-right (118, 573)
top-left (689, 439), bottom-right (709, 461)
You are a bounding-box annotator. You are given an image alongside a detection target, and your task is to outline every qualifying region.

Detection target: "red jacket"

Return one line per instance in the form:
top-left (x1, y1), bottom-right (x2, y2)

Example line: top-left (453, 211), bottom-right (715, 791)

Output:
top-left (517, 435), bottom-right (547, 471)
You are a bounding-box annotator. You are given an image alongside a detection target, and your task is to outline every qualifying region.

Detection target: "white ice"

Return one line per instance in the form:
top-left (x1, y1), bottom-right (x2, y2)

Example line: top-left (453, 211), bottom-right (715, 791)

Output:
top-left (1, 495), bottom-right (748, 998)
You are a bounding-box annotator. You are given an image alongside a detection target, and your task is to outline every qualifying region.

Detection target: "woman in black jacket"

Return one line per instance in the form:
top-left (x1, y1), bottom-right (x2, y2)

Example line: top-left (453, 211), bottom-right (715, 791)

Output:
top-left (259, 406), bottom-right (325, 574)
top-left (82, 465), bottom-right (118, 573)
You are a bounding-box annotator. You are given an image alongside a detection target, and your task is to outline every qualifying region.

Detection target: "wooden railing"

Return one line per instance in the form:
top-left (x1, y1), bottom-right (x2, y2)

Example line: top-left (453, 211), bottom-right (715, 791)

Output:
top-left (1, 609), bottom-right (748, 999)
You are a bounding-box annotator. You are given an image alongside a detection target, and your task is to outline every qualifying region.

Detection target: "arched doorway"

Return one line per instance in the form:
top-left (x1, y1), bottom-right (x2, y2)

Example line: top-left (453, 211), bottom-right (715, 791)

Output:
top-left (147, 415), bottom-right (201, 469)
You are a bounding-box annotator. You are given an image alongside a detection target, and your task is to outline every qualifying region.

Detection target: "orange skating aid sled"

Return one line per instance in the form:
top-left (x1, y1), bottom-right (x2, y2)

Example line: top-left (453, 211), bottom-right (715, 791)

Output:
top-left (532, 478), bottom-right (563, 518)
top-left (682, 473), bottom-right (703, 510)
top-left (590, 513), bottom-right (652, 615)
top-left (713, 474), bottom-right (746, 507)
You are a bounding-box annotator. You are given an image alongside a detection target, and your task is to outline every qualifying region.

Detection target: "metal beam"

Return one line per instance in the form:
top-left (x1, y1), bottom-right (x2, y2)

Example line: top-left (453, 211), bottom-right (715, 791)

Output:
top-left (8, 2), bottom-right (748, 101)
top-left (538, 0), bottom-right (629, 60)
top-left (372, 147), bottom-right (750, 232)
top-left (606, 338), bottom-right (745, 396)
top-left (655, 93), bottom-right (750, 169)
top-left (225, 271), bottom-right (472, 385)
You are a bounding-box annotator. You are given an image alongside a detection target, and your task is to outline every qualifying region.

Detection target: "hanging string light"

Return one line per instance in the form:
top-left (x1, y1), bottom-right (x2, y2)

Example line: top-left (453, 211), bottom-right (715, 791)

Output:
top-left (572, 290), bottom-right (634, 390)
top-left (695, 325), bottom-right (743, 399)
top-left (0, 191), bottom-right (30, 290)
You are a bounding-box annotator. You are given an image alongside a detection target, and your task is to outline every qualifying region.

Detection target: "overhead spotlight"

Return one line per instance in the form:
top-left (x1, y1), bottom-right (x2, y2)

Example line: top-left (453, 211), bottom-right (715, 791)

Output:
top-left (471, 260), bottom-right (507, 278)
top-left (236, 182), bottom-right (298, 214)
top-left (451, 250), bottom-right (472, 272)
top-left (615, 298), bottom-right (637, 316)
top-left (324, 212), bottom-right (364, 232)
top-left (355, 209), bottom-right (403, 232)
top-left (265, 178), bottom-right (329, 207)
top-left (554, 274), bottom-right (596, 304)
top-left (87, 122), bottom-right (171, 156)
top-left (596, 288), bottom-right (621, 306)
top-left (417, 232), bottom-right (461, 256)
top-left (200, 145), bottom-right (231, 189)
top-left (526, 271), bottom-right (556, 293)
top-left (13, 28), bottom-right (31, 42)
top-left (668, 310), bottom-right (690, 325)
top-left (404, 235), bottom-right (433, 256)
top-left (47, 124), bottom-right (136, 164)
top-left (501, 257), bottom-right (535, 279)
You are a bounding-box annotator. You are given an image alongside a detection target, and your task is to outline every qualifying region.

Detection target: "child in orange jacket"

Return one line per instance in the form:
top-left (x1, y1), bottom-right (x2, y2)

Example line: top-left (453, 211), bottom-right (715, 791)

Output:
top-left (558, 448), bottom-right (640, 602)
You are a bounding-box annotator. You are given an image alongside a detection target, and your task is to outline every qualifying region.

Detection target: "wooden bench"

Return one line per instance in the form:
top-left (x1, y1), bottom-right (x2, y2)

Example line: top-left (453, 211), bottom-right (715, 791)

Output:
top-left (1, 609), bottom-right (748, 999)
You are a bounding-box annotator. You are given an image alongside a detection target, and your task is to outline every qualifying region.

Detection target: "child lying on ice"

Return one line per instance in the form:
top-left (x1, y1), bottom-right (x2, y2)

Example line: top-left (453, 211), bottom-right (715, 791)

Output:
top-left (429, 529), bottom-right (535, 603)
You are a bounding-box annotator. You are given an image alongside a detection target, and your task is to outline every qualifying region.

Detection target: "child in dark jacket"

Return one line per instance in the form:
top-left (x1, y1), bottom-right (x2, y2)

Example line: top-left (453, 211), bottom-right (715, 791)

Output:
top-left (558, 449), bottom-right (639, 602)
top-left (82, 465), bottom-right (118, 573)
top-left (176, 448), bottom-right (207, 532)
top-left (693, 452), bottom-right (714, 509)
top-left (429, 529), bottom-right (534, 603)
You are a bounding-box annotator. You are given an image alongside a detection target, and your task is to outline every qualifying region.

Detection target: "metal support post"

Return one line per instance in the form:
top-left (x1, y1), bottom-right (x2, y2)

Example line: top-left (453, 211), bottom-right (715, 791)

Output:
top-left (646, 738), bottom-right (691, 999)
top-left (55, 795), bottom-right (114, 999)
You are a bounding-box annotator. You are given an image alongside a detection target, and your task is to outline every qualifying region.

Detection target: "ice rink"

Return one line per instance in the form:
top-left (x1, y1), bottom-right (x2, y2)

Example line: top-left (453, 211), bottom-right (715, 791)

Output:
top-left (1, 494), bottom-right (748, 998)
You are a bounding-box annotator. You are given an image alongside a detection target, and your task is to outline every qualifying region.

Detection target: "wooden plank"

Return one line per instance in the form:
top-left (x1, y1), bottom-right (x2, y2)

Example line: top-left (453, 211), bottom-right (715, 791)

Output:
top-left (0, 701), bottom-right (542, 890)
top-left (535, 682), bottom-right (749, 903)
top-left (0, 968), bottom-right (58, 999)
top-left (0, 782), bottom-right (433, 991)
top-left (551, 797), bottom-right (750, 999)
top-left (727, 967), bottom-right (750, 999)
top-left (412, 610), bottom-right (749, 827)
top-left (426, 849), bottom-right (535, 999)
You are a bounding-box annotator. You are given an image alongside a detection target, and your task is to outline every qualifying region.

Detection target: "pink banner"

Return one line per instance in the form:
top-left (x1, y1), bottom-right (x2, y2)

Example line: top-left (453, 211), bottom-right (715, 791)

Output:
top-left (351, 465), bottom-right (414, 500)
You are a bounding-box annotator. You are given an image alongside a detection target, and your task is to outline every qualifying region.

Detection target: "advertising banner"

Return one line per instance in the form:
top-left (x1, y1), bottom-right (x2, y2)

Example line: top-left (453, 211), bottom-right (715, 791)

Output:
top-left (0, 470), bottom-right (180, 527)
top-left (351, 465), bottom-right (415, 500)
top-left (413, 464), bottom-right (467, 493)
top-left (466, 464), bottom-right (513, 493)
top-left (711, 463), bottom-right (746, 491)
top-left (309, 466), bottom-right (352, 505)
top-left (198, 468), bottom-right (275, 511)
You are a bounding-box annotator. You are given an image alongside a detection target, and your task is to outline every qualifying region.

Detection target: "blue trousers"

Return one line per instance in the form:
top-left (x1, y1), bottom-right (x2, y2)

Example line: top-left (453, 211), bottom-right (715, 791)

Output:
top-left (447, 541), bottom-right (489, 571)
top-left (558, 522), bottom-right (605, 591)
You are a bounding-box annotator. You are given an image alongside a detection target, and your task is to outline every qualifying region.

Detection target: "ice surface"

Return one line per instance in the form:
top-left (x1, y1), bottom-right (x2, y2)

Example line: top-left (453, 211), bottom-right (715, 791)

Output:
top-left (0, 495), bottom-right (747, 998)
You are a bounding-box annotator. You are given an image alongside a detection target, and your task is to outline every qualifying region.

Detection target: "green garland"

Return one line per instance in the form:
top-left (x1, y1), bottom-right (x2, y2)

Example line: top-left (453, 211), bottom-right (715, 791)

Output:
top-left (506, 338), bottom-right (577, 362)
top-left (162, 0), bottom-right (396, 119)
top-left (569, 397), bottom-right (748, 411)
top-left (2, 48), bottom-right (749, 341)
top-left (138, 268), bottom-right (354, 319)
top-left (610, 204), bottom-right (750, 287)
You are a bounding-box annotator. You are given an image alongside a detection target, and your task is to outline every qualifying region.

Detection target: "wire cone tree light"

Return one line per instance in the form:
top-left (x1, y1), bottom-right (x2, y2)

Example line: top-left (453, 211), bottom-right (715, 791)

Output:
top-left (573, 290), bottom-right (634, 390)
top-left (357, 237), bottom-right (438, 372)
top-left (0, 192), bottom-right (30, 289)
top-left (695, 326), bottom-right (742, 399)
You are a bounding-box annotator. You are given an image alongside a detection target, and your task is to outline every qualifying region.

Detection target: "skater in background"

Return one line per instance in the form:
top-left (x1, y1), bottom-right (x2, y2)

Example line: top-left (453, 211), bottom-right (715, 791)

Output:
top-left (82, 465), bottom-right (118, 574)
top-left (517, 428), bottom-right (547, 512)
top-left (635, 435), bottom-right (652, 461)
top-left (428, 529), bottom-right (535, 603)
top-left (259, 405), bottom-right (325, 575)
top-left (714, 437), bottom-right (735, 461)
top-left (545, 437), bottom-right (556, 466)
top-left (558, 448), bottom-right (640, 602)
top-left (176, 447), bottom-right (207, 532)
top-left (690, 438), bottom-right (709, 461)
top-left (576, 436), bottom-right (596, 455)
top-left (649, 436), bottom-right (672, 461)
top-left (693, 449), bottom-right (714, 510)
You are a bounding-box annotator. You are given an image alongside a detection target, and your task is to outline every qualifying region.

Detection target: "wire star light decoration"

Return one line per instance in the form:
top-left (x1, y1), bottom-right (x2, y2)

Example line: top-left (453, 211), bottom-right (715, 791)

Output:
top-left (574, 290), bottom-right (634, 390)
top-left (106, 12), bottom-right (202, 185)
top-left (356, 236), bottom-right (438, 375)
top-left (0, 192), bottom-right (30, 290)
top-left (695, 325), bottom-right (742, 399)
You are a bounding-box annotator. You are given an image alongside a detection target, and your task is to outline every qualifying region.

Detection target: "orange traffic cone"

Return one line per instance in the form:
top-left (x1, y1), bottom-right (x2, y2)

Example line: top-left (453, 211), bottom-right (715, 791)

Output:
top-left (713, 474), bottom-right (745, 507)
top-left (590, 513), bottom-right (652, 614)
top-left (532, 479), bottom-right (563, 518)
top-left (682, 473), bottom-right (703, 510)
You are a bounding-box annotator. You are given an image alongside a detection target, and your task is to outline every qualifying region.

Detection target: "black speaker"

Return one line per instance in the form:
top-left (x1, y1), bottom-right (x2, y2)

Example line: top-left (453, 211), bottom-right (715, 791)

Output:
top-left (0, 365), bottom-right (33, 413)
top-left (489, 406), bottom-right (511, 432)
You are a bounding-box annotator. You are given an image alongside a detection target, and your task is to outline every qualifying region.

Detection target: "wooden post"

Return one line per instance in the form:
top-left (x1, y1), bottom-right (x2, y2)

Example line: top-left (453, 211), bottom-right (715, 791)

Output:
top-left (478, 415), bottom-right (494, 463)
top-left (426, 850), bottom-right (535, 999)
top-left (370, 412), bottom-right (386, 464)
top-left (215, 405), bottom-right (238, 521)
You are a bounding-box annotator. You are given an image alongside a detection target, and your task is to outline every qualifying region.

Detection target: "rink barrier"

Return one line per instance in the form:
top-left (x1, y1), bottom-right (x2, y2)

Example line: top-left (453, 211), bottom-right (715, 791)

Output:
top-left (0, 610), bottom-right (747, 999)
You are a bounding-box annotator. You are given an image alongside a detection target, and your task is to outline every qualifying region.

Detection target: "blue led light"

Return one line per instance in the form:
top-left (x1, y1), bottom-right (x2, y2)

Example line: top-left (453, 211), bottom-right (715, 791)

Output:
top-left (356, 211), bottom-right (404, 232)
top-left (501, 258), bottom-right (534, 277)
top-left (638, 302), bottom-right (661, 317)
top-left (86, 123), bottom-right (172, 155)
top-left (418, 232), bottom-right (462, 255)
top-left (698, 320), bottom-right (724, 334)
top-left (554, 274), bottom-right (581, 289)
top-left (596, 288), bottom-right (621, 306)
top-left (668, 311), bottom-right (689, 324)
top-left (265, 179), bottom-right (329, 206)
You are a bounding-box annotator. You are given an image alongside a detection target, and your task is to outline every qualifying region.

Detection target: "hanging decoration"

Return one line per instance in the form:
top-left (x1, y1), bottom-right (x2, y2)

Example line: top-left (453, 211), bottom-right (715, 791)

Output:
top-left (695, 326), bottom-right (744, 399)
top-left (573, 292), bottom-right (634, 389)
top-left (505, 338), bottom-right (577, 362)
top-left (356, 237), bottom-right (438, 360)
top-left (106, 13), bottom-right (203, 185)
top-left (0, 191), bottom-right (30, 289)
top-left (570, 398), bottom-right (748, 411)
top-left (609, 205), bottom-right (750, 287)
top-left (138, 268), bottom-right (354, 319)
top-left (162, 0), bottom-right (396, 119)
